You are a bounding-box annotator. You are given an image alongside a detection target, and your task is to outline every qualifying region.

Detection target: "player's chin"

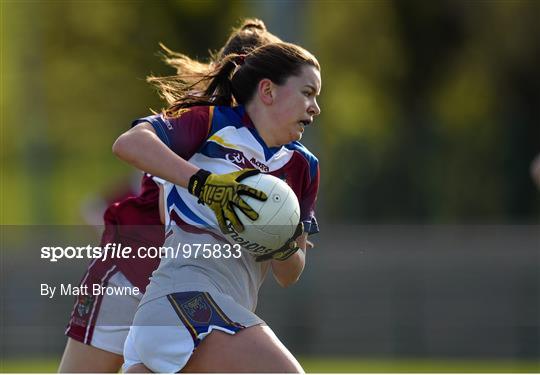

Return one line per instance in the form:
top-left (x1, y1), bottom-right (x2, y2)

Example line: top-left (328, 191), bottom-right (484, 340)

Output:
top-left (290, 133), bottom-right (302, 143)
top-left (292, 128), bottom-right (304, 142)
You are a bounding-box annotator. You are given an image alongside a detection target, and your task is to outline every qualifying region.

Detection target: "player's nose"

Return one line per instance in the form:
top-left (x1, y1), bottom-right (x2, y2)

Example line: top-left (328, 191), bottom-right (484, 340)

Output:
top-left (308, 99), bottom-right (321, 116)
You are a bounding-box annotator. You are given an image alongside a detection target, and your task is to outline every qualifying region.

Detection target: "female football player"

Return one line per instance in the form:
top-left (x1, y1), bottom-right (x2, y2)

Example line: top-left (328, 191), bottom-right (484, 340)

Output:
top-left (113, 41), bottom-right (321, 372)
top-left (58, 19), bottom-right (282, 373)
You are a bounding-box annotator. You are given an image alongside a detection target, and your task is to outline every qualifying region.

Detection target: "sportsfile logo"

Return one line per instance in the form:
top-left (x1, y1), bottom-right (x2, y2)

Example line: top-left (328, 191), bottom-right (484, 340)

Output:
top-left (40, 242), bottom-right (242, 262)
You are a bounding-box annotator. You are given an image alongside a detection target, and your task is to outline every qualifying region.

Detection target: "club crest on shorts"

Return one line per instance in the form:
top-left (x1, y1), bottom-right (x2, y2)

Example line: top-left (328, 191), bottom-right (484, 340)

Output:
top-left (181, 294), bottom-right (212, 324)
top-left (76, 295), bottom-right (95, 317)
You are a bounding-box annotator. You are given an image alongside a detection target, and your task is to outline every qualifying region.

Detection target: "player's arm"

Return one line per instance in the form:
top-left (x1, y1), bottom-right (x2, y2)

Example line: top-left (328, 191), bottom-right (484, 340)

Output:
top-left (112, 122), bottom-right (198, 188)
top-left (268, 159), bottom-right (319, 287)
top-left (113, 120), bottom-right (266, 233)
top-left (270, 233), bottom-right (308, 288)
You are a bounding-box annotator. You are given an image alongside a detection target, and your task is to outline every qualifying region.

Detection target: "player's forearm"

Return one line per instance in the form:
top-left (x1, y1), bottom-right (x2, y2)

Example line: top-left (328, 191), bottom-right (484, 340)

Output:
top-left (271, 249), bottom-right (305, 287)
top-left (271, 234), bottom-right (307, 287)
top-left (112, 123), bottom-right (198, 188)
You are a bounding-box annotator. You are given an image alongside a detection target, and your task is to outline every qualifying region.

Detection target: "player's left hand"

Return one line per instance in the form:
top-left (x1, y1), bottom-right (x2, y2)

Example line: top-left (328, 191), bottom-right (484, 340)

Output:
top-left (255, 223), bottom-right (304, 262)
top-left (188, 168), bottom-right (267, 234)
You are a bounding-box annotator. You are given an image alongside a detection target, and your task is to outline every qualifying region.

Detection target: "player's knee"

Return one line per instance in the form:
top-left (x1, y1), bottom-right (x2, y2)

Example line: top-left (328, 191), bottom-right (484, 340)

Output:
top-left (270, 355), bottom-right (304, 373)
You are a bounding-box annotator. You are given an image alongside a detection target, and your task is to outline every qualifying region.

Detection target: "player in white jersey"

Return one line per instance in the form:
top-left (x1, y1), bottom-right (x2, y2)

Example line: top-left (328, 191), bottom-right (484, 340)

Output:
top-left (57, 19), bottom-right (284, 373)
top-left (113, 42), bottom-right (321, 372)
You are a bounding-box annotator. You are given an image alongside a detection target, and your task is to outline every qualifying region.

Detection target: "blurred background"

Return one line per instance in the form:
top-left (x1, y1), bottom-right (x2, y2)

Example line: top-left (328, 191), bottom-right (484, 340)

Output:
top-left (1, 0), bottom-right (539, 372)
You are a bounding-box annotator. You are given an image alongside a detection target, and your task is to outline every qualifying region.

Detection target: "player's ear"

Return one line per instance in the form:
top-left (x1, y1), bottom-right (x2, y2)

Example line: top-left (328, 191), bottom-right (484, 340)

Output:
top-left (257, 79), bottom-right (274, 105)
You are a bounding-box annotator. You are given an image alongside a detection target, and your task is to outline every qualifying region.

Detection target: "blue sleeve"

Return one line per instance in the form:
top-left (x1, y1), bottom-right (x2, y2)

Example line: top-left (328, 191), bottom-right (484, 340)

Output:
top-left (131, 107), bottom-right (210, 160)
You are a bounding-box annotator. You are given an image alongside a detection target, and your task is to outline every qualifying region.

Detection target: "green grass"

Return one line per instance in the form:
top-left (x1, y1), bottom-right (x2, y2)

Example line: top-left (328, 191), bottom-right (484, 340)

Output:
top-left (1, 359), bottom-right (59, 373)
top-left (300, 358), bottom-right (540, 373)
top-left (1, 357), bottom-right (539, 373)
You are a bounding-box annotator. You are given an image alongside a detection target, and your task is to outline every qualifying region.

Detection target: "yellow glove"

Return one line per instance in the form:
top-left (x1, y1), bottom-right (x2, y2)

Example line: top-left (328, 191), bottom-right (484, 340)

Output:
top-left (188, 168), bottom-right (267, 234)
top-left (255, 223), bottom-right (304, 262)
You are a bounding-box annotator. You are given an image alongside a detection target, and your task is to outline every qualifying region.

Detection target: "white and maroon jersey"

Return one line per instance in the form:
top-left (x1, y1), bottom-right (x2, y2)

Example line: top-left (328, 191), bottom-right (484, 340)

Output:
top-left (133, 105), bottom-right (320, 311)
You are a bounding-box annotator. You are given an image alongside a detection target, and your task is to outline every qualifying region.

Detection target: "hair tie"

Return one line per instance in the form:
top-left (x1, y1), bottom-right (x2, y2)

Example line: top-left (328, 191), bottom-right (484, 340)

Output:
top-left (236, 54), bottom-right (246, 65)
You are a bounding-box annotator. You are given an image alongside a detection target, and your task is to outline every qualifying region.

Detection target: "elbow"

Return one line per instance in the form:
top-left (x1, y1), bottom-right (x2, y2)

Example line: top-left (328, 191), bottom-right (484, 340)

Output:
top-left (277, 275), bottom-right (300, 288)
top-left (112, 133), bottom-right (131, 162)
top-left (113, 123), bottom-right (155, 164)
top-left (278, 278), bottom-right (300, 288)
top-left (272, 250), bottom-right (305, 288)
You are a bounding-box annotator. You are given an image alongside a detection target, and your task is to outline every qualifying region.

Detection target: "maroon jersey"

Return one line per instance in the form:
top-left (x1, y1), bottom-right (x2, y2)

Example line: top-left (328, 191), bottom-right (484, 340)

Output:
top-left (97, 108), bottom-right (216, 291)
top-left (100, 174), bottom-right (162, 292)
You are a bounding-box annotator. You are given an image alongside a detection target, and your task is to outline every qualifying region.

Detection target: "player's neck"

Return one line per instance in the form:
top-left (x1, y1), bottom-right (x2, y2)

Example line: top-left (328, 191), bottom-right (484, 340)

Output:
top-left (245, 102), bottom-right (279, 148)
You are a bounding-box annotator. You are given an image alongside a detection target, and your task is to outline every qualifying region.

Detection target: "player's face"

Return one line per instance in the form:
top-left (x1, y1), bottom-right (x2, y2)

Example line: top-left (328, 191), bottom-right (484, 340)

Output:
top-left (270, 64), bottom-right (321, 145)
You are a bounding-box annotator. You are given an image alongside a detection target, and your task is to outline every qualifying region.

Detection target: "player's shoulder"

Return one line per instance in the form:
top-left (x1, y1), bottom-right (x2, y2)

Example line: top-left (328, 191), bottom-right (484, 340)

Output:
top-left (132, 106), bottom-right (211, 128)
top-left (210, 105), bottom-right (253, 131)
top-left (165, 106), bottom-right (212, 125)
top-left (286, 141), bottom-right (319, 168)
top-left (285, 141), bottom-right (319, 183)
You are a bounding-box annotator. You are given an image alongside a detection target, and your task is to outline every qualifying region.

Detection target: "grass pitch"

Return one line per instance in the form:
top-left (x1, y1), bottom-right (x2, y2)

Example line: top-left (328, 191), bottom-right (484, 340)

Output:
top-left (1, 357), bottom-right (539, 373)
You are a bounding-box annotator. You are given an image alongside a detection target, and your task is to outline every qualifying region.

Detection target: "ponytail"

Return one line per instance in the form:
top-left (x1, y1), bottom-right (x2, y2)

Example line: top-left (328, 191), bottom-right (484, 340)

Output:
top-left (203, 55), bottom-right (242, 106)
top-left (162, 54), bottom-right (244, 116)
top-left (161, 42), bottom-right (319, 117)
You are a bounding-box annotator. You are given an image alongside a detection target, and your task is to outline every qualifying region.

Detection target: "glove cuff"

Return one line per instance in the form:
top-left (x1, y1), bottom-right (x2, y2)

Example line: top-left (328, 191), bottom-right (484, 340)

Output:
top-left (272, 247), bottom-right (299, 261)
top-left (188, 169), bottom-right (211, 197)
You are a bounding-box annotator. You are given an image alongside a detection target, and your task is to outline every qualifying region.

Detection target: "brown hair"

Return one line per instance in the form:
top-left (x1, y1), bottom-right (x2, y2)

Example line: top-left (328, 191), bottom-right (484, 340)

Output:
top-left (148, 18), bottom-right (282, 107)
top-left (214, 18), bottom-right (282, 60)
top-left (162, 42), bottom-right (320, 116)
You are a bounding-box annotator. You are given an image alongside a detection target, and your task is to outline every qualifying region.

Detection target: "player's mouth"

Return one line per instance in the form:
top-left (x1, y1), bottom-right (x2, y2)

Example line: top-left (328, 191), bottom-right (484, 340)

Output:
top-left (298, 119), bottom-right (312, 130)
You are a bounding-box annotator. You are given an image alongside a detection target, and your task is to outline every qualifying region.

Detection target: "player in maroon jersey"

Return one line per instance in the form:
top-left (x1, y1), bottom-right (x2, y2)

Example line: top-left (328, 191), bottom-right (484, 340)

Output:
top-left (58, 19), bottom-right (283, 373)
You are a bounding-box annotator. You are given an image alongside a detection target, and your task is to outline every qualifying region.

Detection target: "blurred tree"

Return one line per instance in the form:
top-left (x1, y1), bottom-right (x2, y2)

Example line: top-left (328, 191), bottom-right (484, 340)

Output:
top-left (308, 0), bottom-right (540, 222)
top-left (3, 0), bottom-right (246, 224)
top-left (3, 0), bottom-right (539, 224)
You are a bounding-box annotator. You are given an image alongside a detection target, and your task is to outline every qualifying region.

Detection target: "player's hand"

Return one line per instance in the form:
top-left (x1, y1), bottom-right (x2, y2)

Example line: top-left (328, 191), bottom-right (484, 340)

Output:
top-left (255, 223), bottom-right (304, 262)
top-left (188, 168), bottom-right (267, 234)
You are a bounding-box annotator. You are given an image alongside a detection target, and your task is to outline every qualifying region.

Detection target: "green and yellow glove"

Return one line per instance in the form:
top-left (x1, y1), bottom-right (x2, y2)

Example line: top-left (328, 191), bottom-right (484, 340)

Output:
top-left (188, 168), bottom-right (267, 234)
top-left (255, 223), bottom-right (304, 262)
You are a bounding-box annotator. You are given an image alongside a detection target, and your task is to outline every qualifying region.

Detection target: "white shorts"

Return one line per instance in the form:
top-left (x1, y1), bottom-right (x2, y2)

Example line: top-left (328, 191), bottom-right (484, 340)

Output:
top-left (123, 291), bottom-right (264, 373)
top-left (92, 271), bottom-right (142, 354)
top-left (66, 269), bottom-right (142, 355)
